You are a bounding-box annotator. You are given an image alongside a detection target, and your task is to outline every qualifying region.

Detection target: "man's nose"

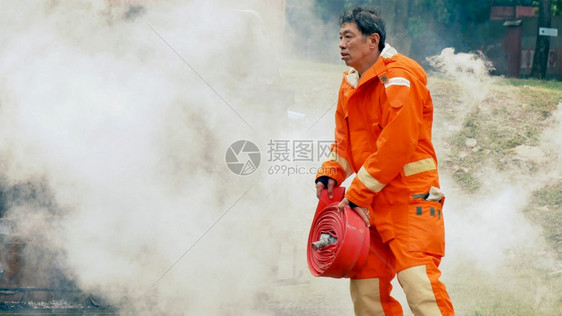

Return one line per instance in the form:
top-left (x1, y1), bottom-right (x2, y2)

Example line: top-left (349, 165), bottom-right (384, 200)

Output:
top-left (339, 39), bottom-right (346, 49)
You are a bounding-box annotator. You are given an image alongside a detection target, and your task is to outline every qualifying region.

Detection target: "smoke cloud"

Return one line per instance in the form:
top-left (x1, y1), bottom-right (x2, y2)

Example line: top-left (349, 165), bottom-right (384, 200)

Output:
top-left (0, 0), bottom-right (289, 314)
top-left (426, 49), bottom-right (562, 314)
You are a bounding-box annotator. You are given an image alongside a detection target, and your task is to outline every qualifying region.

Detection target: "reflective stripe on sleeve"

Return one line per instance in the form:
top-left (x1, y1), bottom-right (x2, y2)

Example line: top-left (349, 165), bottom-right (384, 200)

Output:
top-left (327, 151), bottom-right (353, 177)
top-left (403, 158), bottom-right (437, 177)
top-left (384, 77), bottom-right (410, 88)
top-left (357, 166), bottom-right (385, 193)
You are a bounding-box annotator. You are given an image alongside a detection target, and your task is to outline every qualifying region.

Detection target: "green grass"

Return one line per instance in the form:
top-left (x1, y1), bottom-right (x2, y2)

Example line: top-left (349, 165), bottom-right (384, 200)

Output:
top-left (526, 182), bottom-right (562, 259)
top-left (504, 78), bottom-right (562, 91)
top-left (448, 253), bottom-right (562, 316)
top-left (437, 76), bottom-right (562, 192)
top-left (438, 76), bottom-right (562, 314)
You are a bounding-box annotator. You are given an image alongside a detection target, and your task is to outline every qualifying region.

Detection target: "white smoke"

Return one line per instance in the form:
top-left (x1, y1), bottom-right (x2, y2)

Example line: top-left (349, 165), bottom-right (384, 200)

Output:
top-left (0, 0), bottom-right (288, 314)
top-left (427, 49), bottom-right (562, 314)
top-left (427, 47), bottom-right (496, 101)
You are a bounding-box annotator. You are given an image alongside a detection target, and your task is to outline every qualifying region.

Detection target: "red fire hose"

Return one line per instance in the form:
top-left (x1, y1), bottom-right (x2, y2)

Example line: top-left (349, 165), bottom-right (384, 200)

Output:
top-left (307, 187), bottom-right (370, 278)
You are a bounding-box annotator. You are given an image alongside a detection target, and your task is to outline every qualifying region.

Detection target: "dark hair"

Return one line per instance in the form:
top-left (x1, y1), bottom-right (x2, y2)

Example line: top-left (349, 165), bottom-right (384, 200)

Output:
top-left (339, 7), bottom-right (386, 51)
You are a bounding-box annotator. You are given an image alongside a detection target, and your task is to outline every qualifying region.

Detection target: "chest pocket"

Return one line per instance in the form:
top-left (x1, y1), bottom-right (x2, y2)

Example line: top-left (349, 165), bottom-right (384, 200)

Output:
top-left (384, 77), bottom-right (410, 109)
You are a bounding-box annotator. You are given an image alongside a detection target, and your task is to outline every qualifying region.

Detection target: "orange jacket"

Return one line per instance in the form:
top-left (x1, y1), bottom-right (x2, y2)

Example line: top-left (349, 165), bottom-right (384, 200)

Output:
top-left (316, 45), bottom-right (440, 243)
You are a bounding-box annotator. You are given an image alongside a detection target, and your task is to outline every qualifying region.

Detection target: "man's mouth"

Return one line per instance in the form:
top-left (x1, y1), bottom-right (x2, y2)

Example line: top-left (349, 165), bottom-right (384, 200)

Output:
top-left (341, 52), bottom-right (349, 60)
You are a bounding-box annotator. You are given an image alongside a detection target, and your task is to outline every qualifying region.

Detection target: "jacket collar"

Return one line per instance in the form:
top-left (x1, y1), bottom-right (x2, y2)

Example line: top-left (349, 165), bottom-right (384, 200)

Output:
top-left (345, 44), bottom-right (398, 89)
top-left (380, 44), bottom-right (398, 59)
top-left (346, 68), bottom-right (360, 88)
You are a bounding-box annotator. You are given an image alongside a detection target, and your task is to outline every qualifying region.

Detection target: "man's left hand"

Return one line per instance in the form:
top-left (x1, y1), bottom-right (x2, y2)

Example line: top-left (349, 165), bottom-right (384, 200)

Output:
top-left (338, 198), bottom-right (370, 227)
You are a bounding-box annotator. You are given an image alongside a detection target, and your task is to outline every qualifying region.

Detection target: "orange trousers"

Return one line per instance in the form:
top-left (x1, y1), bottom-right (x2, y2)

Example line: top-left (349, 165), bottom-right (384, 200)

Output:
top-left (349, 227), bottom-right (454, 315)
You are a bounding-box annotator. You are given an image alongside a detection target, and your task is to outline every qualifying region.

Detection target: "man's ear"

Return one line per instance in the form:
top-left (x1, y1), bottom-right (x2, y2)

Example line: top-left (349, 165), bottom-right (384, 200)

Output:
top-left (370, 33), bottom-right (380, 49)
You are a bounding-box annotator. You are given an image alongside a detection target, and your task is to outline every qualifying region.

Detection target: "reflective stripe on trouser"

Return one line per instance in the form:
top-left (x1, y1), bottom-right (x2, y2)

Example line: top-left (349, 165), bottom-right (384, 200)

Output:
top-left (390, 241), bottom-right (455, 316)
top-left (349, 225), bottom-right (454, 315)
top-left (398, 266), bottom-right (444, 316)
top-left (350, 278), bottom-right (384, 315)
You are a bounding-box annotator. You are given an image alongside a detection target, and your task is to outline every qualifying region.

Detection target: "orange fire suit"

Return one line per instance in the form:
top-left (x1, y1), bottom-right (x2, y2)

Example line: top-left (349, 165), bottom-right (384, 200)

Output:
top-left (316, 45), bottom-right (454, 315)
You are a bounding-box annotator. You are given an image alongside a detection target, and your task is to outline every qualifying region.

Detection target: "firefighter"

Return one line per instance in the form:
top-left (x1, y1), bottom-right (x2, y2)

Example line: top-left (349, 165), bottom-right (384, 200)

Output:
top-left (315, 7), bottom-right (454, 316)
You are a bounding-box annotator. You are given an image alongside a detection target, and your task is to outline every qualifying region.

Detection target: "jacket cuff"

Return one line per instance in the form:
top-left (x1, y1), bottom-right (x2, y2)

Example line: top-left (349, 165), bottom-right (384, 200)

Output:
top-left (315, 161), bottom-right (346, 185)
top-left (315, 176), bottom-right (336, 188)
top-left (345, 178), bottom-right (376, 208)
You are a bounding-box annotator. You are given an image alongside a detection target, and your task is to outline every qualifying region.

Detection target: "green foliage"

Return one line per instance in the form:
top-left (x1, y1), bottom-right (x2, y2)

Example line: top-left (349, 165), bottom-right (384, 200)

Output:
top-left (534, 0), bottom-right (562, 16)
top-left (492, 0), bottom-right (535, 6)
top-left (313, 0), bottom-right (345, 23)
top-left (555, 0), bottom-right (562, 15)
top-left (307, 0), bottom-right (561, 63)
top-left (423, 0), bottom-right (494, 52)
top-left (313, 0), bottom-right (383, 23)
top-left (406, 16), bottom-right (425, 38)
top-left (313, 0), bottom-right (495, 27)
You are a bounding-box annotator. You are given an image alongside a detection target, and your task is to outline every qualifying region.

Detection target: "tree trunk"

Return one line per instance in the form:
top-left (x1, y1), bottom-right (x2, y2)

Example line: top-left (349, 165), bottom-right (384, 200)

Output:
top-left (531, 0), bottom-right (552, 79)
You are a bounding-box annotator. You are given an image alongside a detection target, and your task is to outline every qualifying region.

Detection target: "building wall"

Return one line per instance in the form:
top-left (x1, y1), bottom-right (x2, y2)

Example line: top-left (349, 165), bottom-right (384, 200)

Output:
top-left (519, 17), bottom-right (562, 77)
top-left (488, 12), bottom-right (562, 79)
top-left (490, 5), bottom-right (537, 20)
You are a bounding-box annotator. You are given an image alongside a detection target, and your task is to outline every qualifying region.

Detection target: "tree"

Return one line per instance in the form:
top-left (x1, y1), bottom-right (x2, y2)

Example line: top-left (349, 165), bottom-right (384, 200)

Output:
top-left (531, 0), bottom-right (552, 79)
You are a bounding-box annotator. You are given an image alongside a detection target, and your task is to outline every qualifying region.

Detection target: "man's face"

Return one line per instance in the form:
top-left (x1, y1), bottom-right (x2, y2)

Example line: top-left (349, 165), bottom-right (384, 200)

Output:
top-left (339, 22), bottom-right (376, 72)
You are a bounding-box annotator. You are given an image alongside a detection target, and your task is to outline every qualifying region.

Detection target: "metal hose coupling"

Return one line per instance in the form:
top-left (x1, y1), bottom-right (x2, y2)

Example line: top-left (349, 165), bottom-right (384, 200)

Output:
top-left (311, 233), bottom-right (338, 251)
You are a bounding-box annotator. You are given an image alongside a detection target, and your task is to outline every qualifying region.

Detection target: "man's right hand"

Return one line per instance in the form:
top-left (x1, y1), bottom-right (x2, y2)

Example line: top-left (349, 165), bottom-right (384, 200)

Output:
top-left (316, 177), bottom-right (336, 199)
